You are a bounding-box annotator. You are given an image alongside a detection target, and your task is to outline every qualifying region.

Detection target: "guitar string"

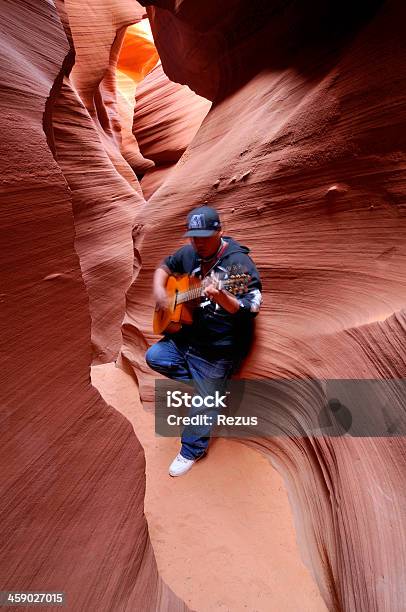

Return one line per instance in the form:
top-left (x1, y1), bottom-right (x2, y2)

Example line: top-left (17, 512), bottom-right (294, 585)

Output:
top-left (175, 275), bottom-right (248, 305)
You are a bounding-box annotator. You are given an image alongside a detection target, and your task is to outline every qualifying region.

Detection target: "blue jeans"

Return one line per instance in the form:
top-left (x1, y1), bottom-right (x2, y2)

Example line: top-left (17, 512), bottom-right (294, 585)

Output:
top-left (145, 338), bottom-right (234, 459)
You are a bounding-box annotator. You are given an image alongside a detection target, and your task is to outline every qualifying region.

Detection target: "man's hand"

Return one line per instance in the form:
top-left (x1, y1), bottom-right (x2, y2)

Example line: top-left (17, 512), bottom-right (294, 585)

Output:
top-left (154, 286), bottom-right (169, 310)
top-left (153, 267), bottom-right (170, 310)
top-left (204, 281), bottom-right (240, 314)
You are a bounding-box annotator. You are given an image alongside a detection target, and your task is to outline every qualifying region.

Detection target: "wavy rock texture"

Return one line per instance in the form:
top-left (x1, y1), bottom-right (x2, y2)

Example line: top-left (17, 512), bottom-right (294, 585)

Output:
top-left (140, 162), bottom-right (175, 200)
top-left (52, 2), bottom-right (154, 364)
top-left (121, 1), bottom-right (406, 609)
top-left (142, 0), bottom-right (343, 101)
top-left (53, 3), bottom-right (207, 360)
top-left (133, 63), bottom-right (211, 197)
top-left (66, 0), bottom-right (151, 179)
top-left (0, 1), bottom-right (186, 610)
top-left (116, 21), bottom-right (159, 171)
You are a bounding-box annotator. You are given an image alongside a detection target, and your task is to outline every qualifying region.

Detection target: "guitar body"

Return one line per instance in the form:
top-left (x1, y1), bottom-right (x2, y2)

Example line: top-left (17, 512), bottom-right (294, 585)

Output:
top-left (153, 275), bottom-right (200, 335)
top-left (152, 270), bottom-right (250, 335)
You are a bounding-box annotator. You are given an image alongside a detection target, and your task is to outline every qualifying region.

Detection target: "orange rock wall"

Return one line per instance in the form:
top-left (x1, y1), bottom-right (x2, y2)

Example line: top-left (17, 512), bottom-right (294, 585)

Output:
top-left (0, 1), bottom-right (186, 609)
top-left (134, 63), bottom-right (211, 197)
top-left (52, 1), bottom-right (152, 365)
top-left (51, 2), bottom-right (208, 361)
top-left (116, 23), bottom-right (159, 171)
top-left (122, 1), bottom-right (406, 609)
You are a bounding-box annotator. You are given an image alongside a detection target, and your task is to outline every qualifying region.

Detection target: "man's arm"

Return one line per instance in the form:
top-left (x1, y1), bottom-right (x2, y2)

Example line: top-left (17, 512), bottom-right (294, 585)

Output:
top-left (204, 284), bottom-right (240, 313)
top-left (153, 266), bottom-right (170, 310)
top-left (153, 245), bottom-right (188, 309)
top-left (205, 255), bottom-right (263, 316)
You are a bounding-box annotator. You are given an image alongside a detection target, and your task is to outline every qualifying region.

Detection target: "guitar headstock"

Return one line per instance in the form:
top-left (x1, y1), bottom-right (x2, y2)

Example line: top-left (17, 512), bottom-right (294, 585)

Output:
top-left (223, 273), bottom-right (251, 295)
top-left (202, 265), bottom-right (251, 295)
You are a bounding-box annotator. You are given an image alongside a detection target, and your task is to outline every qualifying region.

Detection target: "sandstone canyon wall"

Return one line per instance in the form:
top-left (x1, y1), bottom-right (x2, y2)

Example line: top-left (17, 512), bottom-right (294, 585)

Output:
top-left (120, 1), bottom-right (406, 610)
top-left (51, 0), bottom-right (209, 364)
top-left (52, 0), bottom-right (150, 365)
top-left (0, 1), bottom-right (187, 609)
top-left (133, 63), bottom-right (211, 198)
top-left (2, 0), bottom-right (405, 609)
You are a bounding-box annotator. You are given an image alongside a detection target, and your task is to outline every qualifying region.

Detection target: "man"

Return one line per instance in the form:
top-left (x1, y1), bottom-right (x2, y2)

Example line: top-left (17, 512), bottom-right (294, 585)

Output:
top-left (145, 205), bottom-right (262, 476)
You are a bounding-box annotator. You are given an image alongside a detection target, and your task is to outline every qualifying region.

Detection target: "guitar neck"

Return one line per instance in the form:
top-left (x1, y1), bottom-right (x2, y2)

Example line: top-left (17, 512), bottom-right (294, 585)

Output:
top-left (176, 284), bottom-right (207, 305)
top-left (174, 274), bottom-right (248, 306)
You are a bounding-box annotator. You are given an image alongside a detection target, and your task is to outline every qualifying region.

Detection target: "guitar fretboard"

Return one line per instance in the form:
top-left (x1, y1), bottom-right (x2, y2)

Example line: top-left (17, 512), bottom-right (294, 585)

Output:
top-left (175, 276), bottom-right (248, 305)
top-left (176, 285), bottom-right (206, 305)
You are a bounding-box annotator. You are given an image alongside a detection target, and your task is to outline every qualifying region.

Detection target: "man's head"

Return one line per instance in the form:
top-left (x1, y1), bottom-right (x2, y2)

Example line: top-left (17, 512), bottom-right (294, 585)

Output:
top-left (184, 205), bottom-right (223, 259)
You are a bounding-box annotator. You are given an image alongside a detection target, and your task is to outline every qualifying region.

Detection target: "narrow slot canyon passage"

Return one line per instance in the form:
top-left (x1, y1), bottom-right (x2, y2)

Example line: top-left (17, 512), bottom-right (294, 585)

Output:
top-left (92, 364), bottom-right (327, 612)
top-left (90, 18), bottom-right (328, 610)
top-left (2, 1), bottom-right (405, 611)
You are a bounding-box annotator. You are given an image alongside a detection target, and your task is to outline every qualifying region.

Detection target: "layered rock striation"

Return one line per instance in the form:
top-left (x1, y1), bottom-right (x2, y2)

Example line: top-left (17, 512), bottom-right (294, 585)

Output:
top-left (121, 1), bottom-right (406, 609)
top-left (51, 1), bottom-right (209, 362)
top-left (52, 1), bottom-right (152, 365)
top-left (2, 0), bottom-right (405, 609)
top-left (133, 63), bottom-right (211, 198)
top-left (0, 1), bottom-right (186, 609)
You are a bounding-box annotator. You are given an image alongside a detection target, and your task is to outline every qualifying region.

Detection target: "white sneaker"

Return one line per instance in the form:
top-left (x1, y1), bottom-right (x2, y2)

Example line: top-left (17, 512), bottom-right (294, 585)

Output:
top-left (168, 453), bottom-right (196, 477)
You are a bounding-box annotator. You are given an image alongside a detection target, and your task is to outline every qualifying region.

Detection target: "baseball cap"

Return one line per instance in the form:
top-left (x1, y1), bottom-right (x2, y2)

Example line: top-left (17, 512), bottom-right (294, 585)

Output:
top-left (184, 206), bottom-right (222, 237)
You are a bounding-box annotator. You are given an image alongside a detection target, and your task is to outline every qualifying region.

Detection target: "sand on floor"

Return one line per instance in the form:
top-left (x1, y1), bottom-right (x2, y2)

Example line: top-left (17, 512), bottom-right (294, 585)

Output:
top-left (91, 363), bottom-right (327, 612)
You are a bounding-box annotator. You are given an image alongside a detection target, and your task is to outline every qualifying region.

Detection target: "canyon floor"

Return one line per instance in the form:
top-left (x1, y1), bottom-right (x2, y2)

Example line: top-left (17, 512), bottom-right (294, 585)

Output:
top-left (92, 363), bottom-right (328, 612)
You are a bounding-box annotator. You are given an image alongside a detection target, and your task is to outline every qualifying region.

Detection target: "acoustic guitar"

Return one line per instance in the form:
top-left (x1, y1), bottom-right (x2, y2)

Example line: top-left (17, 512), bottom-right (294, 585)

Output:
top-left (153, 272), bottom-right (251, 334)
